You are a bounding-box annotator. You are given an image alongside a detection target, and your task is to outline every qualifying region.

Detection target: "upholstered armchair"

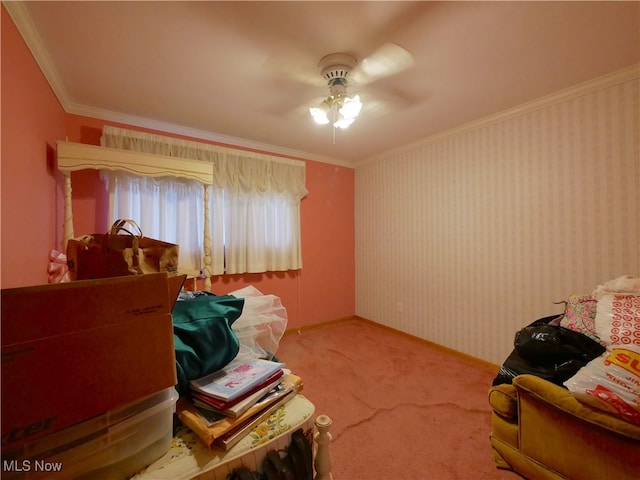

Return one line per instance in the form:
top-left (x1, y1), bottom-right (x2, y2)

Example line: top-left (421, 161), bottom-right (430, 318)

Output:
top-left (489, 374), bottom-right (640, 480)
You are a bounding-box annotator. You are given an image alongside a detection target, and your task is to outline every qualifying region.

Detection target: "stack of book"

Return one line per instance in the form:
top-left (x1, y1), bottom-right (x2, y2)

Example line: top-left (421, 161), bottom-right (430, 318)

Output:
top-left (178, 358), bottom-right (303, 450)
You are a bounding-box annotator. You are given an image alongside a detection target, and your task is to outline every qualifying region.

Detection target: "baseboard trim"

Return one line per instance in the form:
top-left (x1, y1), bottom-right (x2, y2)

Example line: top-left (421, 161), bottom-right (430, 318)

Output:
top-left (283, 316), bottom-right (357, 336)
top-left (285, 315), bottom-right (501, 373)
top-left (354, 316), bottom-right (502, 373)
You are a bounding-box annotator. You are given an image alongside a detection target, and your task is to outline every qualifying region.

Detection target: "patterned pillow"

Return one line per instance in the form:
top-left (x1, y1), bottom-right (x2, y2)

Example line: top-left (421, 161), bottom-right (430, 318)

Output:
top-left (560, 294), bottom-right (602, 344)
top-left (595, 294), bottom-right (640, 349)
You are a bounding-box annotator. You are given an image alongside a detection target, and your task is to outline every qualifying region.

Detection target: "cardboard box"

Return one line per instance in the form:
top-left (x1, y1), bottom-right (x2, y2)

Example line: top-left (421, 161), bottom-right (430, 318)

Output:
top-left (1, 273), bottom-right (185, 451)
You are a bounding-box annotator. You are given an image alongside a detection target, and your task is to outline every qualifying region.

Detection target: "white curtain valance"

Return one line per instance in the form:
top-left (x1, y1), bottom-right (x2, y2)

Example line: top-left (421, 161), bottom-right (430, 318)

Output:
top-left (101, 126), bottom-right (308, 198)
top-left (98, 125), bottom-right (306, 283)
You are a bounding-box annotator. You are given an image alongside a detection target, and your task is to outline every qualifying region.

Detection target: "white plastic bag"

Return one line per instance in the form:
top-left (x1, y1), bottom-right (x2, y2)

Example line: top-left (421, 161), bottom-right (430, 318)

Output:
top-left (228, 285), bottom-right (288, 361)
top-left (564, 347), bottom-right (640, 426)
top-left (594, 293), bottom-right (640, 349)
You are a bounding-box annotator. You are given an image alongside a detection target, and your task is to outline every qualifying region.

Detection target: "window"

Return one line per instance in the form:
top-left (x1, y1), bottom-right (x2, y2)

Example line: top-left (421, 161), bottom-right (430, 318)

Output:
top-left (100, 126), bottom-right (307, 277)
top-left (103, 172), bottom-right (205, 276)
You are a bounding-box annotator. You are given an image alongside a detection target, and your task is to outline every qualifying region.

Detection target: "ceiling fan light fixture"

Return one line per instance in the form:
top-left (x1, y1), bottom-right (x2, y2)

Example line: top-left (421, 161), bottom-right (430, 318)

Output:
top-left (334, 116), bottom-right (355, 129)
top-left (309, 104), bottom-right (330, 124)
top-left (310, 51), bottom-right (377, 140)
top-left (309, 92), bottom-right (363, 129)
top-left (339, 94), bottom-right (362, 119)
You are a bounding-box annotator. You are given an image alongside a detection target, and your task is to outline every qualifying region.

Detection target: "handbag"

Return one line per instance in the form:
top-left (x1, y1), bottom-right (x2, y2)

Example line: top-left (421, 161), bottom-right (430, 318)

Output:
top-left (66, 219), bottom-right (179, 280)
top-left (172, 291), bottom-right (243, 396)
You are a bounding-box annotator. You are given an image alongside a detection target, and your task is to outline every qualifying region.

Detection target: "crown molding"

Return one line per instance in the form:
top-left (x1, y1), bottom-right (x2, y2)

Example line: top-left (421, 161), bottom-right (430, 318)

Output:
top-left (3, 0), bottom-right (354, 169)
top-left (65, 102), bottom-right (353, 168)
top-left (361, 63), bottom-right (640, 166)
top-left (3, 1), bottom-right (70, 110)
top-left (8, 0), bottom-right (635, 171)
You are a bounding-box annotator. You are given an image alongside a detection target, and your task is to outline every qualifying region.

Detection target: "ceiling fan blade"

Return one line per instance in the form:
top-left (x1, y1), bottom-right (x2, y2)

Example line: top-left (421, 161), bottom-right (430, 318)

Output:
top-left (361, 97), bottom-right (396, 118)
top-left (350, 43), bottom-right (415, 86)
top-left (263, 56), bottom-right (326, 88)
top-left (359, 86), bottom-right (418, 119)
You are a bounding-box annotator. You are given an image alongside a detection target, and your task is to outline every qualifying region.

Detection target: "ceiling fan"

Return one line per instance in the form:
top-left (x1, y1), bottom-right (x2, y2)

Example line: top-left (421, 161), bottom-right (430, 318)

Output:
top-left (265, 43), bottom-right (415, 132)
top-left (308, 43), bottom-right (415, 130)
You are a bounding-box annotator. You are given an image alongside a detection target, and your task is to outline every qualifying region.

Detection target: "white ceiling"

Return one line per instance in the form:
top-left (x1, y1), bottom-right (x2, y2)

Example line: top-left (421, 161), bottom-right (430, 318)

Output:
top-left (6, 1), bottom-right (640, 166)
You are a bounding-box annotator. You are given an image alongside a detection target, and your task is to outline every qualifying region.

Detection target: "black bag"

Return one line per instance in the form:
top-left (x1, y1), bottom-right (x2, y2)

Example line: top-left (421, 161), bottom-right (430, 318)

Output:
top-left (227, 467), bottom-right (265, 480)
top-left (262, 428), bottom-right (313, 480)
top-left (287, 429), bottom-right (314, 480)
top-left (514, 316), bottom-right (606, 366)
top-left (492, 315), bottom-right (606, 387)
top-left (262, 450), bottom-right (296, 480)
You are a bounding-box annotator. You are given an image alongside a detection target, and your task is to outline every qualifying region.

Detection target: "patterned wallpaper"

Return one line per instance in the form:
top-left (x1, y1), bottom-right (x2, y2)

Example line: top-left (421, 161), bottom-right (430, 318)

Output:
top-left (355, 67), bottom-right (639, 366)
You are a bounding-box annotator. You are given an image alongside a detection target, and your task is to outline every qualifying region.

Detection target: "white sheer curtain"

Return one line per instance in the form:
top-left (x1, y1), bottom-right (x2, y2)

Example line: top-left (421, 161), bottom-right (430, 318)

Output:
top-left (211, 153), bottom-right (307, 274)
top-left (101, 172), bottom-right (205, 276)
top-left (101, 126), bottom-right (307, 276)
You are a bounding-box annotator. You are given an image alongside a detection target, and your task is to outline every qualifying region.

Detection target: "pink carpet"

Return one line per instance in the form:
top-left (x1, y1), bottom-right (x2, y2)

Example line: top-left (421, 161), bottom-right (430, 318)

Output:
top-left (277, 318), bottom-right (522, 480)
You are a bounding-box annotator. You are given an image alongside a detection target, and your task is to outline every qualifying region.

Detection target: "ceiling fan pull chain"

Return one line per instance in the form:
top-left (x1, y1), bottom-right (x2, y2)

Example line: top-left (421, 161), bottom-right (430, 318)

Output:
top-left (332, 110), bottom-right (336, 145)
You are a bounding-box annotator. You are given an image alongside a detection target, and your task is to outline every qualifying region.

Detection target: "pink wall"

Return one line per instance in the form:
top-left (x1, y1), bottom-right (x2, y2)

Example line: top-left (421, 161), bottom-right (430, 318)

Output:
top-left (1, 6), bottom-right (67, 288)
top-left (2, 6), bottom-right (355, 328)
